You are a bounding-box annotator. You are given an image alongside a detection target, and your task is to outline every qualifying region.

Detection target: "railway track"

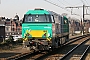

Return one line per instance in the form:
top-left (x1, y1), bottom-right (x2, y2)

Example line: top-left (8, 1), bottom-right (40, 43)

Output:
top-left (0, 34), bottom-right (90, 60)
top-left (60, 37), bottom-right (90, 60)
top-left (5, 50), bottom-right (36, 60)
top-left (64, 34), bottom-right (88, 45)
top-left (80, 45), bottom-right (90, 60)
top-left (83, 45), bottom-right (90, 60)
top-left (19, 51), bottom-right (48, 60)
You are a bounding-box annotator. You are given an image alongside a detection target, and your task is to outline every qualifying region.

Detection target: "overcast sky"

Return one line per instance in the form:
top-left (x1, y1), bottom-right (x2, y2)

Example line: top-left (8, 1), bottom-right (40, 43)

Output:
top-left (0, 0), bottom-right (90, 20)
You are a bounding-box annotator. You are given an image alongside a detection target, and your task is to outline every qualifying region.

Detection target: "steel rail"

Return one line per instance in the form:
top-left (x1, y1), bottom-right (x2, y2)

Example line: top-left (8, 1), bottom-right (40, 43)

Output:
top-left (6, 50), bottom-right (39, 60)
top-left (80, 45), bottom-right (90, 60)
top-left (60, 38), bottom-right (90, 60)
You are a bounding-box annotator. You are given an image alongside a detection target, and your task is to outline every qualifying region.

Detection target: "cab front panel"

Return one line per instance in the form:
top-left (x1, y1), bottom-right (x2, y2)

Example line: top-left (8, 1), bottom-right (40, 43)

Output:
top-left (22, 23), bottom-right (52, 40)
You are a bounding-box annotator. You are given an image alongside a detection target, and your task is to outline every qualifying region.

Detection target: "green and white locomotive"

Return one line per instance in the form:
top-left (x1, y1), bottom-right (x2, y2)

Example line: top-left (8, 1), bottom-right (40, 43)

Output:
top-left (22, 8), bottom-right (69, 50)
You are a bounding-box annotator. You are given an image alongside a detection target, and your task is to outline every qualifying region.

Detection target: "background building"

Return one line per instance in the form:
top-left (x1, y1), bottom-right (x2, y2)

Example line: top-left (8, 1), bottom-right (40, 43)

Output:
top-left (0, 14), bottom-right (22, 37)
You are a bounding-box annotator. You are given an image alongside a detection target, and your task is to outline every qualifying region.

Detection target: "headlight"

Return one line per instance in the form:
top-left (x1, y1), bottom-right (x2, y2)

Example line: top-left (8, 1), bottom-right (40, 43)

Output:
top-left (48, 33), bottom-right (50, 37)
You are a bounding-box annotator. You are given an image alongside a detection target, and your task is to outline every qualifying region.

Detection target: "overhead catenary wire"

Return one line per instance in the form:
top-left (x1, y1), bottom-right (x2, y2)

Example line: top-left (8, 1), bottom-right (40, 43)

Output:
top-left (57, 0), bottom-right (66, 6)
top-left (63, 0), bottom-right (73, 6)
top-left (44, 0), bottom-right (71, 12)
top-left (84, 0), bottom-right (90, 12)
top-left (57, 0), bottom-right (81, 16)
top-left (62, 0), bottom-right (83, 7)
top-left (85, 0), bottom-right (88, 5)
top-left (63, 0), bottom-right (82, 7)
top-left (44, 0), bottom-right (82, 17)
top-left (57, 0), bottom-right (77, 8)
top-left (81, 0), bottom-right (85, 5)
top-left (81, 0), bottom-right (90, 14)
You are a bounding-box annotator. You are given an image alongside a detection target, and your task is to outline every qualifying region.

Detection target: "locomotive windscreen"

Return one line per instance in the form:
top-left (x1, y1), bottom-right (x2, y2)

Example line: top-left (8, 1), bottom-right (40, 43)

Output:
top-left (23, 14), bottom-right (54, 23)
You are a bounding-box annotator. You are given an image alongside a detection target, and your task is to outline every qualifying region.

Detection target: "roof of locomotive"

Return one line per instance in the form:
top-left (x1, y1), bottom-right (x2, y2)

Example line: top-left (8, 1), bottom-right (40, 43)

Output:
top-left (25, 9), bottom-right (50, 14)
top-left (25, 8), bottom-right (60, 15)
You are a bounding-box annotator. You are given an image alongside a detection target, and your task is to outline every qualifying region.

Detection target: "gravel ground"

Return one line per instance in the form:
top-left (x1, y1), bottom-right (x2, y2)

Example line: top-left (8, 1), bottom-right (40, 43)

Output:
top-left (0, 45), bottom-right (30, 59)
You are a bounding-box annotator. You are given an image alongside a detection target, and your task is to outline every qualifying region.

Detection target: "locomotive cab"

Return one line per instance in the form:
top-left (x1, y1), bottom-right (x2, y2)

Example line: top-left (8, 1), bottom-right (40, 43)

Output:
top-left (22, 9), bottom-right (55, 50)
